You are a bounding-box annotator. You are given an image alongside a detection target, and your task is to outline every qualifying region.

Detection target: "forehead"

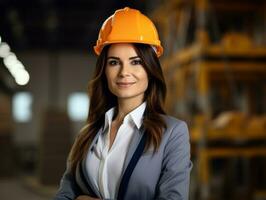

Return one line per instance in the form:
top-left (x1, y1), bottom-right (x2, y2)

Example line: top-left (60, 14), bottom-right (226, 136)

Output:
top-left (107, 43), bottom-right (138, 58)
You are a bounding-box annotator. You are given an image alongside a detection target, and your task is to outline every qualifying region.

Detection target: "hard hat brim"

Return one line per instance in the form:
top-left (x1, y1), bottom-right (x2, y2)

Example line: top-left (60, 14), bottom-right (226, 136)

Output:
top-left (94, 40), bottom-right (163, 57)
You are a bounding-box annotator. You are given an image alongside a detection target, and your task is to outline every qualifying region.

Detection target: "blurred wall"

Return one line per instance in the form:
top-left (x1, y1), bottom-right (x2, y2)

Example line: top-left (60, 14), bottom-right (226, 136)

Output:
top-left (13, 50), bottom-right (96, 145)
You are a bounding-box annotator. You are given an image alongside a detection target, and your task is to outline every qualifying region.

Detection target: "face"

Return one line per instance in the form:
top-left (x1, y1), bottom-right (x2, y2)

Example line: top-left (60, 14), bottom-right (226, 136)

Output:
top-left (105, 43), bottom-right (148, 104)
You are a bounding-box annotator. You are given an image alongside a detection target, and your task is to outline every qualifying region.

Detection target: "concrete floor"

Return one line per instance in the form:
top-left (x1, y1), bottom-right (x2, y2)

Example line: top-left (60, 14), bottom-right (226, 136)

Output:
top-left (0, 177), bottom-right (55, 200)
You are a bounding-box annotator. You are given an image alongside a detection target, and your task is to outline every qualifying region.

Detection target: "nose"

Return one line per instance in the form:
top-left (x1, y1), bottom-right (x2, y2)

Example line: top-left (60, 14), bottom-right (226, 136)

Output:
top-left (118, 63), bottom-right (130, 77)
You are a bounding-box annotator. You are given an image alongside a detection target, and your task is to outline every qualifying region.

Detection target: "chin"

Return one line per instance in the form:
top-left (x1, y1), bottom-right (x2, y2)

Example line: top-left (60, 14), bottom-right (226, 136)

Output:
top-left (115, 92), bottom-right (145, 100)
top-left (116, 94), bottom-right (137, 99)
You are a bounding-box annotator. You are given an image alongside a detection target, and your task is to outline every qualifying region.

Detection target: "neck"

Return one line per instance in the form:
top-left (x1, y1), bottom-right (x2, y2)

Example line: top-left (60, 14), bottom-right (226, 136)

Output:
top-left (115, 98), bottom-right (144, 122)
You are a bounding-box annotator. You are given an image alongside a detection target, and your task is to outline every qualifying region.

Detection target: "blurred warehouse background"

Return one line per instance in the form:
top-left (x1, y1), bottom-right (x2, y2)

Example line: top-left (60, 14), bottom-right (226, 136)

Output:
top-left (0, 0), bottom-right (265, 200)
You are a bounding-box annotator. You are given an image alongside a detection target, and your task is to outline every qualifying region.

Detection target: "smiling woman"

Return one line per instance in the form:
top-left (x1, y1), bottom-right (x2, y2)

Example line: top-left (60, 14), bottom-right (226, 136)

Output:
top-left (54, 7), bottom-right (192, 200)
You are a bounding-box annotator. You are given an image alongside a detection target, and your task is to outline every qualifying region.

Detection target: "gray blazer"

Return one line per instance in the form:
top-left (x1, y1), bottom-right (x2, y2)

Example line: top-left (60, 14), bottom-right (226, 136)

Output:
top-left (54, 115), bottom-right (192, 200)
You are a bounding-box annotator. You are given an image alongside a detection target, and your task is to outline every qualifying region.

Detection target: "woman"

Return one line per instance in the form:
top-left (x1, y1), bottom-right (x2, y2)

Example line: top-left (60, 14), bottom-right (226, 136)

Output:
top-left (54, 7), bottom-right (192, 200)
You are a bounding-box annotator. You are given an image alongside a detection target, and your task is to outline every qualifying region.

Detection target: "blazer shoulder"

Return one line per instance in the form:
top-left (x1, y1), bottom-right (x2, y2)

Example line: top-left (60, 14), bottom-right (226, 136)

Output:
top-left (160, 114), bottom-right (188, 130)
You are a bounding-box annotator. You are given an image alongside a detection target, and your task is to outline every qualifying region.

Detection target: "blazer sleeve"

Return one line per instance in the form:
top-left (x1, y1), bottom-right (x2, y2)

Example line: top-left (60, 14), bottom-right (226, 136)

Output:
top-left (155, 121), bottom-right (192, 200)
top-left (53, 162), bottom-right (81, 200)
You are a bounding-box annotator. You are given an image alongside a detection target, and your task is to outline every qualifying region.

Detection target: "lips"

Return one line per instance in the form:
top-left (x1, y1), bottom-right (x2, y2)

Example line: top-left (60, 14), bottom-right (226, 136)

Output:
top-left (116, 82), bottom-right (136, 87)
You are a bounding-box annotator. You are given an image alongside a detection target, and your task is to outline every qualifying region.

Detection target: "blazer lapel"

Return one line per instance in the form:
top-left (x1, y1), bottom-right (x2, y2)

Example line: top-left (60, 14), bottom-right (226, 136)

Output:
top-left (122, 127), bottom-right (144, 174)
top-left (81, 128), bottom-right (103, 198)
top-left (76, 161), bottom-right (97, 196)
top-left (117, 128), bottom-right (147, 200)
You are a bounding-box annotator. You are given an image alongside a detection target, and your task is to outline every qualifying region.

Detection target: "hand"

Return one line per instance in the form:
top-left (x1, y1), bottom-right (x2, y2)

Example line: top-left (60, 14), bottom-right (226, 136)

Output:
top-left (75, 195), bottom-right (100, 200)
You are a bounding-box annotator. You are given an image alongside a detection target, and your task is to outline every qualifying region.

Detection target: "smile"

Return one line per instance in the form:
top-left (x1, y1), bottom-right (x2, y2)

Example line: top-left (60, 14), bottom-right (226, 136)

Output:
top-left (116, 82), bottom-right (136, 88)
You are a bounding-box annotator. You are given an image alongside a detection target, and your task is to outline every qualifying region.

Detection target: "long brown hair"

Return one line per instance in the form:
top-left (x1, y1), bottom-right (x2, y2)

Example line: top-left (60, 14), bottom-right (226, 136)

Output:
top-left (68, 43), bottom-right (167, 173)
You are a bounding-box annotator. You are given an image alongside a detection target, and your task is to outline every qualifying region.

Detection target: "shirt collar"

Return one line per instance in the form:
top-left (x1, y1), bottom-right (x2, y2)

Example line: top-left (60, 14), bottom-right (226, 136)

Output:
top-left (127, 101), bottom-right (146, 129)
top-left (103, 101), bottom-right (147, 131)
top-left (103, 107), bottom-right (115, 132)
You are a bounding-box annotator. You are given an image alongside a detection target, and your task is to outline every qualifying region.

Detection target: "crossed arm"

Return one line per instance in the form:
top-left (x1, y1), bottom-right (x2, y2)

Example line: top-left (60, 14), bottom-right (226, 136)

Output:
top-left (75, 196), bottom-right (99, 200)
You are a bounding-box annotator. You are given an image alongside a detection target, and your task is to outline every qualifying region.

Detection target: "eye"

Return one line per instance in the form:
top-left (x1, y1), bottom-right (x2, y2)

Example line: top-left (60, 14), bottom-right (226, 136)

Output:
top-left (131, 59), bottom-right (142, 65)
top-left (108, 60), bottom-right (119, 66)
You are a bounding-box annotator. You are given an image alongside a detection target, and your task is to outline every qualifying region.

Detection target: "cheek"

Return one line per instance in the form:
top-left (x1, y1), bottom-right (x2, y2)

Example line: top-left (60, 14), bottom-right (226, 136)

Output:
top-left (105, 69), bottom-right (114, 85)
top-left (139, 71), bottom-right (149, 89)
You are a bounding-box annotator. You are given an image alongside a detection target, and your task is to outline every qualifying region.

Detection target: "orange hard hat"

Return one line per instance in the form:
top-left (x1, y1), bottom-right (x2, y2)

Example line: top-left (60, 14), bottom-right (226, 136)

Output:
top-left (94, 7), bottom-right (163, 57)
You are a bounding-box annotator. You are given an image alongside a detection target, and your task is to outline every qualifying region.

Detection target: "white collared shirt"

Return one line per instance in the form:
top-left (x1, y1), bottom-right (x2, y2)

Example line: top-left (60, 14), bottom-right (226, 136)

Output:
top-left (86, 102), bottom-right (146, 199)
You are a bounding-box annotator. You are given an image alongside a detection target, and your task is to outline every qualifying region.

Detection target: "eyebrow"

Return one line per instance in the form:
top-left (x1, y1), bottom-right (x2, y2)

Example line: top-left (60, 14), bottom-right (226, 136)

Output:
top-left (107, 56), bottom-right (140, 60)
